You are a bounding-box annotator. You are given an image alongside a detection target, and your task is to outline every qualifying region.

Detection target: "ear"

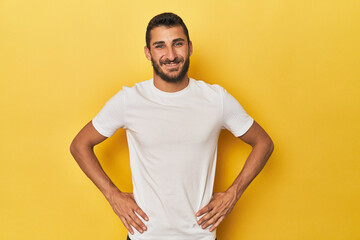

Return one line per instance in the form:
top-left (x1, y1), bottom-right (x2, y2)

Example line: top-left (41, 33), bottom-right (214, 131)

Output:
top-left (144, 46), bottom-right (152, 61)
top-left (189, 41), bottom-right (193, 56)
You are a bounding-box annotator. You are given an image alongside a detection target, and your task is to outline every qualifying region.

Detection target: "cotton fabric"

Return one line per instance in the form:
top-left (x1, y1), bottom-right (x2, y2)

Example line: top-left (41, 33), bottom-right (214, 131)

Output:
top-left (92, 78), bottom-right (253, 240)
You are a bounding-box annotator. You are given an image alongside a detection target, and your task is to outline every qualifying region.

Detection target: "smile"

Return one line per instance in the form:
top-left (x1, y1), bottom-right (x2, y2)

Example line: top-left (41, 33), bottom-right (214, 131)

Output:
top-left (163, 62), bottom-right (181, 68)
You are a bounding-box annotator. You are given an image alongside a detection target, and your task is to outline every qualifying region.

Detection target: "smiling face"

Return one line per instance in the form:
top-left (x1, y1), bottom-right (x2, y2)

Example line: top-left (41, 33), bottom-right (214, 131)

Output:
top-left (144, 25), bottom-right (193, 83)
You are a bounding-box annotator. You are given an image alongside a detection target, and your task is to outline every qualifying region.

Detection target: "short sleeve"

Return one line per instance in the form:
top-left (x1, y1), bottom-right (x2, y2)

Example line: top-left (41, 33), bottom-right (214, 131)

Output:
top-left (92, 90), bottom-right (126, 137)
top-left (222, 88), bottom-right (254, 137)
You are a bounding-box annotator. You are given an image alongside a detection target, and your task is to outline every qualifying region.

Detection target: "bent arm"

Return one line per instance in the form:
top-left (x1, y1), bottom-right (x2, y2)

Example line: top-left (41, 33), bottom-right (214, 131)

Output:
top-left (227, 120), bottom-right (274, 200)
top-left (196, 120), bottom-right (274, 231)
top-left (70, 121), bottom-right (118, 199)
top-left (70, 121), bottom-right (149, 234)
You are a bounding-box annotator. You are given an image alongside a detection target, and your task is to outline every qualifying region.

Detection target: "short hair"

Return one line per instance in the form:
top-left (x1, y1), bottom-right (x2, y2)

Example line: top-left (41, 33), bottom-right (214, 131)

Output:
top-left (146, 12), bottom-right (190, 49)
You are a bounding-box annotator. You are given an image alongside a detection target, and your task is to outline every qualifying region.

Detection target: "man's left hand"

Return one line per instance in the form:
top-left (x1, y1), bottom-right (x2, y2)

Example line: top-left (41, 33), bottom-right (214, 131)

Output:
top-left (195, 190), bottom-right (238, 232)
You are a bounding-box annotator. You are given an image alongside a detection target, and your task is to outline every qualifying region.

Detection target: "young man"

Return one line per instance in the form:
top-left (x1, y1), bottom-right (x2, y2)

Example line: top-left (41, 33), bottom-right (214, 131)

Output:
top-left (70, 12), bottom-right (274, 240)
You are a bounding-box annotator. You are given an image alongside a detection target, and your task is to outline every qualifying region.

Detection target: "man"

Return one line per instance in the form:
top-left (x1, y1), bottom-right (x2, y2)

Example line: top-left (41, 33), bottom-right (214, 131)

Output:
top-left (70, 12), bottom-right (274, 240)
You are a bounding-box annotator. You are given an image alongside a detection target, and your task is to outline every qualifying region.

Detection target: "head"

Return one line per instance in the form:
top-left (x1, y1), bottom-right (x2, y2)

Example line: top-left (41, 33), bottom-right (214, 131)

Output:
top-left (146, 12), bottom-right (190, 50)
top-left (144, 12), bottom-right (193, 83)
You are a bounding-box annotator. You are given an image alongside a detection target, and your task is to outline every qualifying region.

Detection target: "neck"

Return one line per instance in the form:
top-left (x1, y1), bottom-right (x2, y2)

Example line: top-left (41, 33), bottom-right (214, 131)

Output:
top-left (153, 74), bottom-right (190, 93)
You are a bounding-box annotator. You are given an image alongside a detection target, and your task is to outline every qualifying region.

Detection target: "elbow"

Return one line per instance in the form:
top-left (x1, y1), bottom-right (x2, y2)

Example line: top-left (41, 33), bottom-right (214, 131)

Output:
top-left (70, 140), bottom-right (77, 156)
top-left (266, 137), bottom-right (274, 156)
top-left (70, 138), bottom-right (82, 157)
top-left (70, 137), bottom-right (93, 158)
top-left (251, 135), bottom-right (274, 157)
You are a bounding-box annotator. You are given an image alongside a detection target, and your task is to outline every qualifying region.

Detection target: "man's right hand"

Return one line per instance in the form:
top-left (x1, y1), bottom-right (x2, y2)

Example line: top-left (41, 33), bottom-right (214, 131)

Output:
top-left (70, 121), bottom-right (149, 235)
top-left (106, 189), bottom-right (149, 235)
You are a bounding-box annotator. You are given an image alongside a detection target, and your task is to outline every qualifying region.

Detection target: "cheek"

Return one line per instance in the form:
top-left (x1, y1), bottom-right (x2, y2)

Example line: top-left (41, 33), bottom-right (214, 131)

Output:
top-left (177, 49), bottom-right (188, 58)
top-left (151, 52), bottom-right (162, 61)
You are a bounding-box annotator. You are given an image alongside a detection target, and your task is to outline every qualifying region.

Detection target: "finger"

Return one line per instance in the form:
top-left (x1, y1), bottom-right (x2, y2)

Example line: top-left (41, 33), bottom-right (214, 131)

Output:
top-left (196, 204), bottom-right (212, 217)
top-left (129, 193), bottom-right (149, 222)
top-left (209, 216), bottom-right (225, 232)
top-left (120, 216), bottom-right (134, 235)
top-left (131, 209), bottom-right (148, 230)
top-left (126, 214), bottom-right (143, 234)
top-left (201, 212), bottom-right (221, 229)
top-left (197, 209), bottom-right (215, 225)
top-left (135, 206), bottom-right (149, 221)
top-left (129, 212), bottom-right (147, 233)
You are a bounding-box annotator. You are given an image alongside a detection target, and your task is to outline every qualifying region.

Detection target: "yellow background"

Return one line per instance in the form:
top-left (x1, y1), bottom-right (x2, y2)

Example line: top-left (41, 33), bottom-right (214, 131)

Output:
top-left (1, 0), bottom-right (359, 239)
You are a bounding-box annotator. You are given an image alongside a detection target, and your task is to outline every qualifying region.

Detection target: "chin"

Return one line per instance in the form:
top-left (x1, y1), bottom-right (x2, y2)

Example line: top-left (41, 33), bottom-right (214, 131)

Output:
top-left (152, 57), bottom-right (190, 83)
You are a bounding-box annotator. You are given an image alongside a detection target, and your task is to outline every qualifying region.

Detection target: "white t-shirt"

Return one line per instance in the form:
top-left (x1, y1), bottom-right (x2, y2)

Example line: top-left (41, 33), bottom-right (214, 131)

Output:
top-left (92, 78), bottom-right (254, 240)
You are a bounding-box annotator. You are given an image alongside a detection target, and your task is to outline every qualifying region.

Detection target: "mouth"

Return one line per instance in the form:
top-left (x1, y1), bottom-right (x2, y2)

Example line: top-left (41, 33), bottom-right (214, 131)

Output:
top-left (160, 57), bottom-right (183, 69)
top-left (163, 62), bottom-right (180, 68)
top-left (161, 61), bottom-right (182, 72)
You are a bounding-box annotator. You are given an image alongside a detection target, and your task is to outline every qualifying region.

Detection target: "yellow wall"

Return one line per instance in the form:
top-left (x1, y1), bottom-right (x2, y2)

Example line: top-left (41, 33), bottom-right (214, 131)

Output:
top-left (1, 0), bottom-right (359, 239)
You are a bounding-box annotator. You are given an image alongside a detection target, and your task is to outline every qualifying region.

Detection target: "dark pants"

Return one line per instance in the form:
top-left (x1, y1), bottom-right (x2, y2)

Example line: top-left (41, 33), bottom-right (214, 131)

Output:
top-left (127, 235), bottom-right (217, 240)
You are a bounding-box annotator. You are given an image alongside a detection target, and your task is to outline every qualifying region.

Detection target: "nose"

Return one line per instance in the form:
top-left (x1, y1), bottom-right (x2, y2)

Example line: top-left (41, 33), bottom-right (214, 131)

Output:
top-left (165, 46), bottom-right (176, 61)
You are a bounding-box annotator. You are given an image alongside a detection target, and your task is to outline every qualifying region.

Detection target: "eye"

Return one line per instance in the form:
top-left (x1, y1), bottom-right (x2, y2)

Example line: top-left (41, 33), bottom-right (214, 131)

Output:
top-left (174, 42), bottom-right (183, 46)
top-left (155, 45), bottom-right (164, 49)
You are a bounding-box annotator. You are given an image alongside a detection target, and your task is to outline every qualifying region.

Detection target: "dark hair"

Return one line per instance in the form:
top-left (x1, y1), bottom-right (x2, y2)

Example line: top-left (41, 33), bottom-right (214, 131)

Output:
top-left (146, 12), bottom-right (190, 49)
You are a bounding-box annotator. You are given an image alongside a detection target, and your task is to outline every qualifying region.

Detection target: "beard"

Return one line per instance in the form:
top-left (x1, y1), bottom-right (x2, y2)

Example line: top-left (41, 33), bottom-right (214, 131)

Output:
top-left (151, 55), bottom-right (190, 83)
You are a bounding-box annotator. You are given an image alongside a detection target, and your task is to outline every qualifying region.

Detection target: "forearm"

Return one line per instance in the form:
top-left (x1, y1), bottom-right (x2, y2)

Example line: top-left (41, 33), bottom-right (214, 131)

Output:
top-left (70, 144), bottom-right (119, 200)
top-left (227, 139), bottom-right (274, 200)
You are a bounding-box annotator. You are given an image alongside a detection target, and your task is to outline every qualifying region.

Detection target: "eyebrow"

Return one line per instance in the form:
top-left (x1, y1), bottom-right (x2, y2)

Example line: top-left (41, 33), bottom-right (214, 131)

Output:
top-left (152, 38), bottom-right (186, 46)
top-left (173, 38), bottom-right (185, 43)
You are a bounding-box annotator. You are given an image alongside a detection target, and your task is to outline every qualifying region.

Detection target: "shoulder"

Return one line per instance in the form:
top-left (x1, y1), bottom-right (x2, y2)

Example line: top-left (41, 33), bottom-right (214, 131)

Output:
top-left (119, 79), bottom-right (152, 94)
top-left (191, 78), bottom-right (226, 96)
top-left (133, 79), bottom-right (152, 89)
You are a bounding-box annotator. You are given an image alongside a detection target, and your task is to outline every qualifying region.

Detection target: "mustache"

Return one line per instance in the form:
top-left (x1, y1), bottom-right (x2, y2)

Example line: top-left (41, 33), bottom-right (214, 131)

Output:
top-left (160, 57), bottom-right (184, 65)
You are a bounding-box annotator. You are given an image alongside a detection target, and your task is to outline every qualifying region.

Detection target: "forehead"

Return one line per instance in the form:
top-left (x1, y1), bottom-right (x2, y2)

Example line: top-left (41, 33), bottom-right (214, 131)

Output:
top-left (150, 25), bottom-right (187, 44)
